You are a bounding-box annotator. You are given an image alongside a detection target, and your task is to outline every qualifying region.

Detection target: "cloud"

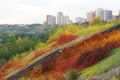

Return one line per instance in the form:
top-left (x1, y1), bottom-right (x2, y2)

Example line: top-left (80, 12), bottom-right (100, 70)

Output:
top-left (0, 3), bottom-right (59, 24)
top-left (0, 0), bottom-right (119, 24)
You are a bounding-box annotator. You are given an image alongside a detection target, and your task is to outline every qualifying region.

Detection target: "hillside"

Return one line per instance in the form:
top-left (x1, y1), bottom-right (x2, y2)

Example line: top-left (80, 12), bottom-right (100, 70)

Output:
top-left (0, 21), bottom-right (120, 80)
top-left (18, 28), bottom-right (120, 80)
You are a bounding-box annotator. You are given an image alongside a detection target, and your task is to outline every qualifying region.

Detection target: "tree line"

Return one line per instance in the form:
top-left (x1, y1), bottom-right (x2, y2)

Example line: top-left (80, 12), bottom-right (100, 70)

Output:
top-left (0, 31), bottom-right (53, 67)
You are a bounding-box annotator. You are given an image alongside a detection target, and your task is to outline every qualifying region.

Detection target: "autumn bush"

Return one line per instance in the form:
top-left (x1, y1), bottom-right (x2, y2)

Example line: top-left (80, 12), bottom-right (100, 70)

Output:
top-left (41, 57), bottom-right (56, 73)
top-left (57, 33), bottom-right (78, 45)
top-left (57, 30), bottom-right (120, 60)
top-left (55, 55), bottom-right (80, 72)
top-left (0, 59), bottom-right (20, 80)
top-left (76, 41), bottom-right (120, 71)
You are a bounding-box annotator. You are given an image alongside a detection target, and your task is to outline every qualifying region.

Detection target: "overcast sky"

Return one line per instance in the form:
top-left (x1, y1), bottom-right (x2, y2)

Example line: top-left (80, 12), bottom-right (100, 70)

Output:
top-left (0, 0), bottom-right (120, 24)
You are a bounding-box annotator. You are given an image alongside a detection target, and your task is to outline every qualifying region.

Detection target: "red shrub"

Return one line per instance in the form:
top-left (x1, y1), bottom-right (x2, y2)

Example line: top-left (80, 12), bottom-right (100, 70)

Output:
top-left (41, 57), bottom-right (56, 73)
top-left (56, 55), bottom-right (80, 72)
top-left (57, 34), bottom-right (78, 45)
top-left (76, 41), bottom-right (120, 71)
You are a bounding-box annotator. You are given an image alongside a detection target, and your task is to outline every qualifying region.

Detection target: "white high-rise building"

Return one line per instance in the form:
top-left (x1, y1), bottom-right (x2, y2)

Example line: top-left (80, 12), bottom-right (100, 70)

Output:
top-left (95, 8), bottom-right (105, 21)
top-left (57, 12), bottom-right (64, 25)
top-left (86, 13), bottom-right (90, 22)
top-left (64, 15), bottom-right (70, 25)
top-left (104, 10), bottom-right (112, 22)
top-left (114, 10), bottom-right (120, 20)
top-left (51, 16), bottom-right (56, 26)
top-left (86, 8), bottom-right (113, 22)
top-left (75, 17), bottom-right (82, 23)
top-left (75, 17), bottom-right (85, 24)
top-left (47, 15), bottom-right (56, 26)
top-left (86, 11), bottom-right (95, 22)
top-left (119, 10), bottom-right (120, 16)
top-left (57, 12), bottom-right (70, 26)
top-left (95, 8), bottom-right (112, 22)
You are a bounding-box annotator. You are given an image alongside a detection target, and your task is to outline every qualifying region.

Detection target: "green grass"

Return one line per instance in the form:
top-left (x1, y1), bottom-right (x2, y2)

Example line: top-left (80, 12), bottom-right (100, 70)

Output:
top-left (111, 76), bottom-right (119, 80)
top-left (17, 77), bottom-right (26, 80)
top-left (77, 47), bottom-right (120, 79)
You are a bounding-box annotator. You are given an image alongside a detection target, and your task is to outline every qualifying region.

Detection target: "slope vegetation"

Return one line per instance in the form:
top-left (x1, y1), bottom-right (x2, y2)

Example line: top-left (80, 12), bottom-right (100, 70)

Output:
top-left (0, 21), bottom-right (119, 80)
top-left (18, 27), bottom-right (120, 80)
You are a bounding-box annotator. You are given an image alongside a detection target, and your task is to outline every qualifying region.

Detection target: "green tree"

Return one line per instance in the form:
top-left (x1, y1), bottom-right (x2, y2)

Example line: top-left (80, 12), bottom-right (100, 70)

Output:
top-left (0, 59), bottom-right (6, 67)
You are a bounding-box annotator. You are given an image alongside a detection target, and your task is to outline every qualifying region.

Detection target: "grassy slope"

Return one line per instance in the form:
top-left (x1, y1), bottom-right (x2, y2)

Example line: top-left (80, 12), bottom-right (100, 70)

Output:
top-left (0, 21), bottom-right (118, 79)
top-left (77, 47), bottom-right (120, 79)
top-left (17, 24), bottom-right (120, 80)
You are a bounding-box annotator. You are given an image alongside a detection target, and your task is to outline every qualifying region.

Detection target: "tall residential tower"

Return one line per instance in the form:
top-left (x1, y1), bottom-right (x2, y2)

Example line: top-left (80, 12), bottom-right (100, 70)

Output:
top-left (46, 15), bottom-right (56, 26)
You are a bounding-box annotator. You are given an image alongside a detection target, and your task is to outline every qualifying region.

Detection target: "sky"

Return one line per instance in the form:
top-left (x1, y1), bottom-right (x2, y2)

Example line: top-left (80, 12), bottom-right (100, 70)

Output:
top-left (0, 0), bottom-right (120, 24)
